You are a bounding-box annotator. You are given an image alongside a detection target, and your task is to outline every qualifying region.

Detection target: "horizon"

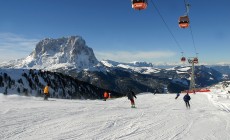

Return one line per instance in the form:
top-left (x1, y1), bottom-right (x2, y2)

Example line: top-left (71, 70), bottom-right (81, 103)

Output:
top-left (0, 0), bottom-right (229, 65)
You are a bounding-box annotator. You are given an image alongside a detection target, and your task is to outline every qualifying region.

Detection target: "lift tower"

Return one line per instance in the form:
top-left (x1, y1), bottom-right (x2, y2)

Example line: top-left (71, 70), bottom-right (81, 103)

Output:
top-left (188, 57), bottom-right (198, 90)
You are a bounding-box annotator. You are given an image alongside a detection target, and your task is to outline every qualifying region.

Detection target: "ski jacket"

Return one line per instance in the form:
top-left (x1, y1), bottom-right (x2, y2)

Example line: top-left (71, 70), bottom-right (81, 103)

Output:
top-left (183, 94), bottom-right (191, 102)
top-left (44, 86), bottom-right (49, 94)
top-left (127, 91), bottom-right (136, 100)
top-left (104, 91), bottom-right (109, 98)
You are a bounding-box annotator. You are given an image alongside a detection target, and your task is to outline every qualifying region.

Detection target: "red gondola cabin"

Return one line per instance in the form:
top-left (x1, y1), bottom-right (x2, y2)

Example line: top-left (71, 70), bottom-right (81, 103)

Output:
top-left (181, 57), bottom-right (186, 62)
top-left (131, 0), bottom-right (147, 10)
top-left (193, 57), bottom-right (198, 64)
top-left (179, 15), bottom-right (190, 28)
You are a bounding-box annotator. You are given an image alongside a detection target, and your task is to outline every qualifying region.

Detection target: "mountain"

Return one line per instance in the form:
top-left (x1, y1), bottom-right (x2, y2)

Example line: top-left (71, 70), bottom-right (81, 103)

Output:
top-left (0, 36), bottom-right (224, 95)
top-left (74, 61), bottom-right (223, 93)
top-left (101, 60), bottom-right (180, 70)
top-left (210, 65), bottom-right (230, 77)
top-left (0, 36), bottom-right (102, 72)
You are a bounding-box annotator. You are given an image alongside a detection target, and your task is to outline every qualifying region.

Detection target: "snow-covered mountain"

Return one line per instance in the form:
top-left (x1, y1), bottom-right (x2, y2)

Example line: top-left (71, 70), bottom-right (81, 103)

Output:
top-left (0, 36), bottom-right (101, 72)
top-left (0, 36), bottom-right (224, 94)
top-left (101, 60), bottom-right (161, 74)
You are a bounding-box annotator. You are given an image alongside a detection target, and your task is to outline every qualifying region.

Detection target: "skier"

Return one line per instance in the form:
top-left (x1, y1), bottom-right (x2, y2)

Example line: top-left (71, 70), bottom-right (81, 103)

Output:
top-left (43, 83), bottom-right (49, 100)
top-left (127, 90), bottom-right (137, 108)
top-left (193, 90), bottom-right (196, 94)
top-left (103, 91), bottom-right (109, 101)
top-left (183, 93), bottom-right (191, 108)
top-left (175, 92), bottom-right (180, 99)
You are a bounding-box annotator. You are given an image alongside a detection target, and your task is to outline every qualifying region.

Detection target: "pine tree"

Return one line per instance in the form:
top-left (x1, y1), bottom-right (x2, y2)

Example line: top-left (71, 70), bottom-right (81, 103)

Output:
top-left (17, 87), bottom-right (20, 93)
top-left (0, 76), bottom-right (3, 87)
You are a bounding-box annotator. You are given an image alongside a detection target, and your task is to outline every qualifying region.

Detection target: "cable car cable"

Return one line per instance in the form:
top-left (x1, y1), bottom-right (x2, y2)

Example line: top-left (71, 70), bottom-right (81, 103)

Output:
top-left (149, 0), bottom-right (184, 53)
top-left (183, 0), bottom-right (190, 15)
top-left (189, 25), bottom-right (198, 56)
top-left (184, 0), bottom-right (198, 57)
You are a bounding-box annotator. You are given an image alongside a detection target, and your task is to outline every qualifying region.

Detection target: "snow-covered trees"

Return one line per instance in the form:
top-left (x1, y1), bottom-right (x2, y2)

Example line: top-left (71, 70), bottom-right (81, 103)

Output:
top-left (0, 69), bottom-right (123, 99)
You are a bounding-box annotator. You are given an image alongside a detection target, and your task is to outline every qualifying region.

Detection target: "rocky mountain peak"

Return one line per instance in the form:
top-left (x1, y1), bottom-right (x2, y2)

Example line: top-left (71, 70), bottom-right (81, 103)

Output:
top-left (1, 36), bottom-right (100, 71)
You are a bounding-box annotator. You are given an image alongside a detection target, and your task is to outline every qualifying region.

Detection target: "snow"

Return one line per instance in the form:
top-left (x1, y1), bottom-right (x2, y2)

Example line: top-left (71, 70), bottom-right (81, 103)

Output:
top-left (178, 67), bottom-right (190, 72)
top-left (101, 60), bottom-right (161, 74)
top-left (101, 60), bottom-right (115, 67)
top-left (166, 67), bottom-right (175, 71)
top-left (117, 64), bottom-right (131, 69)
top-left (142, 67), bottom-right (160, 74)
top-left (176, 71), bottom-right (187, 74)
top-left (1, 86), bottom-right (230, 140)
top-left (176, 67), bottom-right (190, 74)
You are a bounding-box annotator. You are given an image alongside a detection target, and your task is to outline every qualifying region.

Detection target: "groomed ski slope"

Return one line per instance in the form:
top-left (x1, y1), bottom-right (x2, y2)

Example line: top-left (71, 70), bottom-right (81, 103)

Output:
top-left (0, 91), bottom-right (230, 140)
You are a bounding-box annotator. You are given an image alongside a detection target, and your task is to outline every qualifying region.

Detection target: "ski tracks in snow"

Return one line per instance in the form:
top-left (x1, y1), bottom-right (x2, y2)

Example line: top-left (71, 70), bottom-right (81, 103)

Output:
top-left (1, 93), bottom-right (230, 140)
top-left (206, 92), bottom-right (230, 113)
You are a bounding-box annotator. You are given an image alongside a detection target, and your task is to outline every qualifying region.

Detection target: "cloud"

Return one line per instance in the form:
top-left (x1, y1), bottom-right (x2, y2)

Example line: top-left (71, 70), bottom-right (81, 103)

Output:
top-left (0, 33), bottom-right (39, 62)
top-left (95, 50), bottom-right (176, 63)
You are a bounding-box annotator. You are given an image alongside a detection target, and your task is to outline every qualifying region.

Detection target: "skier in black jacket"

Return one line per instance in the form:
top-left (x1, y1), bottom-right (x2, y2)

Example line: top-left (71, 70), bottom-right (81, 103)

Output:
top-left (183, 93), bottom-right (191, 108)
top-left (127, 90), bottom-right (137, 108)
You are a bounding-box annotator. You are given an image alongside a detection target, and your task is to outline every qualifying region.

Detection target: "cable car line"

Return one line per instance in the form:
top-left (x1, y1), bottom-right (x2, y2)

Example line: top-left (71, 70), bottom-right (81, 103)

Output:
top-left (183, 0), bottom-right (198, 57)
top-left (131, 0), bottom-right (198, 63)
top-left (178, 0), bottom-right (190, 29)
top-left (149, 0), bottom-right (184, 53)
top-left (189, 25), bottom-right (198, 56)
top-left (180, 0), bottom-right (198, 62)
top-left (183, 0), bottom-right (190, 15)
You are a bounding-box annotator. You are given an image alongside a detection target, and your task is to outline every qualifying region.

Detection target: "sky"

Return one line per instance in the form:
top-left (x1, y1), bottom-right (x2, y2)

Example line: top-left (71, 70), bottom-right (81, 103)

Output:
top-left (0, 0), bottom-right (229, 65)
top-left (1, 86), bottom-right (230, 139)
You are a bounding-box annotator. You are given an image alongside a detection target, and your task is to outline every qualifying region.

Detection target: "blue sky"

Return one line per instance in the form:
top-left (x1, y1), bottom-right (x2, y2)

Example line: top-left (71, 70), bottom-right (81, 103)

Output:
top-left (0, 0), bottom-right (229, 65)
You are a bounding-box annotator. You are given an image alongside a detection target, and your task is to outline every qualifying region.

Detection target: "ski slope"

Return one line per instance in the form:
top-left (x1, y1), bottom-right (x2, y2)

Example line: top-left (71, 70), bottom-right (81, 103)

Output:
top-left (1, 89), bottom-right (230, 140)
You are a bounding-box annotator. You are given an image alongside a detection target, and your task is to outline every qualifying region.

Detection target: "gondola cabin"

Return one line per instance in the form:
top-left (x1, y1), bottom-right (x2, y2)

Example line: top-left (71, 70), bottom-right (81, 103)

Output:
top-left (179, 15), bottom-right (190, 28)
top-left (131, 0), bottom-right (147, 10)
top-left (181, 57), bottom-right (186, 62)
top-left (193, 57), bottom-right (198, 64)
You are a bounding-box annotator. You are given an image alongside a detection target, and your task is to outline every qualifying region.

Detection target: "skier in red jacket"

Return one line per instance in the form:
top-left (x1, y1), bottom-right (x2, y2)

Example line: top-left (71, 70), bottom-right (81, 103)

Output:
top-left (103, 91), bottom-right (109, 101)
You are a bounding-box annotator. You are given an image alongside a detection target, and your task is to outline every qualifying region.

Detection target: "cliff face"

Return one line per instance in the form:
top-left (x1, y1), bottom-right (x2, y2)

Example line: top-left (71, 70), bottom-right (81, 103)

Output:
top-left (1, 36), bottom-right (100, 71)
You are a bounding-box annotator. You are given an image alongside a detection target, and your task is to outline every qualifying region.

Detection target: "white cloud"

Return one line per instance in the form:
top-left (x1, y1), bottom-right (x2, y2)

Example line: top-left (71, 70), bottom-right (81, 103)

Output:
top-left (95, 50), bottom-right (176, 63)
top-left (0, 33), bottom-right (38, 62)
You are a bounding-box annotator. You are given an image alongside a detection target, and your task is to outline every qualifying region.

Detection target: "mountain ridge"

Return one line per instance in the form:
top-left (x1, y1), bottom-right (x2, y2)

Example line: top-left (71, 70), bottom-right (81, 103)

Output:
top-left (0, 36), bottom-right (225, 94)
